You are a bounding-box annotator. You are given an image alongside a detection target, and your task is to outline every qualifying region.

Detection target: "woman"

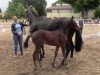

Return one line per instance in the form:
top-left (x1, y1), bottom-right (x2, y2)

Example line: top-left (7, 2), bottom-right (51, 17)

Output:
top-left (11, 16), bottom-right (28, 58)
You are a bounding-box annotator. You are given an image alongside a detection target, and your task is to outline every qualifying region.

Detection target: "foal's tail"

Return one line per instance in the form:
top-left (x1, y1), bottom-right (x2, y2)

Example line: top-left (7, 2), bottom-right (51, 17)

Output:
top-left (24, 34), bottom-right (32, 48)
top-left (75, 30), bottom-right (83, 52)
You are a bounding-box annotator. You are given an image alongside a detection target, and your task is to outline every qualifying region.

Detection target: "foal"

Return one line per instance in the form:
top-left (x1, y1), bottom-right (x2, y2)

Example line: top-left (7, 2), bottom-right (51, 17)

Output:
top-left (25, 30), bottom-right (68, 71)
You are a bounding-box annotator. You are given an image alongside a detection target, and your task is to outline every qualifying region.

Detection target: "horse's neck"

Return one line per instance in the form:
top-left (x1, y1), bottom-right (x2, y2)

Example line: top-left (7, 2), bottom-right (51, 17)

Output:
top-left (28, 13), bottom-right (43, 25)
top-left (27, 11), bottom-right (38, 24)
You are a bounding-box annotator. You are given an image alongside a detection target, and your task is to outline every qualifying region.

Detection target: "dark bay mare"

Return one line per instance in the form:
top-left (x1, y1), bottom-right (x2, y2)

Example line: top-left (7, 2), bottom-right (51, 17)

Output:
top-left (24, 6), bottom-right (83, 61)
top-left (25, 29), bottom-right (67, 71)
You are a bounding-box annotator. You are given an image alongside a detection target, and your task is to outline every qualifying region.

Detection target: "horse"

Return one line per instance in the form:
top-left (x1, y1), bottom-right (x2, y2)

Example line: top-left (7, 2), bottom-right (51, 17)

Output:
top-left (24, 29), bottom-right (68, 71)
top-left (25, 6), bottom-right (83, 61)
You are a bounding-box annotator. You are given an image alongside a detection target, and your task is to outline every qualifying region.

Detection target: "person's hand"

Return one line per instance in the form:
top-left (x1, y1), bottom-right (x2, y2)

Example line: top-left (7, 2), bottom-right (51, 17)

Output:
top-left (18, 32), bottom-right (22, 36)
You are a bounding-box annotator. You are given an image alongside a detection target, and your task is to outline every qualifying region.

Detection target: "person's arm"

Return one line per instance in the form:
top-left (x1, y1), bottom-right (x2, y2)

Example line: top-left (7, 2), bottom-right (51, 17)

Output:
top-left (20, 22), bottom-right (29, 26)
top-left (11, 24), bottom-right (17, 35)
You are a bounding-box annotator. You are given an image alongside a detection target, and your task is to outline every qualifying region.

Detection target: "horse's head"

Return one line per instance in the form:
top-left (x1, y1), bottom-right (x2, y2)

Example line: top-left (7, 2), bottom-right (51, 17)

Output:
top-left (26, 5), bottom-right (38, 17)
top-left (66, 17), bottom-right (80, 30)
top-left (26, 5), bottom-right (39, 25)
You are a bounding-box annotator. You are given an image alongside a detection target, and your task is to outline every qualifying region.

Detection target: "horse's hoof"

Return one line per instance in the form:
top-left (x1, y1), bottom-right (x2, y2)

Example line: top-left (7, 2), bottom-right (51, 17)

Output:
top-left (52, 63), bottom-right (55, 68)
top-left (61, 61), bottom-right (64, 66)
top-left (34, 68), bottom-right (37, 71)
top-left (64, 63), bottom-right (66, 66)
top-left (40, 58), bottom-right (42, 61)
top-left (70, 57), bottom-right (73, 60)
top-left (65, 67), bottom-right (68, 69)
top-left (40, 65), bottom-right (42, 68)
top-left (42, 55), bottom-right (45, 58)
top-left (61, 63), bottom-right (64, 66)
top-left (52, 65), bottom-right (55, 68)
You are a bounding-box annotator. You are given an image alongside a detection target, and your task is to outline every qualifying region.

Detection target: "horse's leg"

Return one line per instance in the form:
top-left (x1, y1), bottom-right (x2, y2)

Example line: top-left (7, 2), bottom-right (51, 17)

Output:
top-left (61, 42), bottom-right (70, 65)
top-left (65, 42), bottom-right (71, 59)
top-left (67, 29), bottom-right (75, 59)
top-left (42, 45), bottom-right (45, 58)
top-left (33, 50), bottom-right (37, 71)
top-left (33, 46), bottom-right (42, 71)
top-left (70, 48), bottom-right (74, 59)
top-left (69, 41), bottom-right (74, 59)
top-left (40, 49), bottom-right (43, 61)
top-left (66, 40), bottom-right (74, 59)
top-left (40, 45), bottom-right (45, 61)
top-left (37, 49), bottom-right (42, 68)
top-left (52, 46), bottom-right (59, 68)
top-left (61, 46), bottom-right (66, 66)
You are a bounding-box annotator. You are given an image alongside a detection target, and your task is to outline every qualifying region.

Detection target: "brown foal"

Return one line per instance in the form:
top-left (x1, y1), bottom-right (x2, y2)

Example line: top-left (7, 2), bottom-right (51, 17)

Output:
top-left (30, 30), bottom-right (68, 71)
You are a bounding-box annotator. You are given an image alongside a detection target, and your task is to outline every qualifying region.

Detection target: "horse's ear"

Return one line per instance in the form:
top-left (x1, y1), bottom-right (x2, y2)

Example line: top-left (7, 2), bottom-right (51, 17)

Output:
top-left (30, 5), bottom-right (33, 8)
top-left (71, 16), bottom-right (74, 21)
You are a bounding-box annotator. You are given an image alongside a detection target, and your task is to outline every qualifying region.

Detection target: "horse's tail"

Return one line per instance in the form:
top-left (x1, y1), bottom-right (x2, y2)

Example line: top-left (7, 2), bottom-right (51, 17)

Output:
top-left (75, 30), bottom-right (83, 52)
top-left (24, 34), bottom-right (32, 48)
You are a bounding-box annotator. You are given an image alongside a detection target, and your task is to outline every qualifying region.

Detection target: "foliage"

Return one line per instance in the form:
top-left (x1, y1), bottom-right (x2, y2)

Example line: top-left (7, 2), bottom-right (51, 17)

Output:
top-left (16, 3), bottom-right (25, 18)
top-left (21, 0), bottom-right (47, 16)
top-left (94, 7), bottom-right (100, 18)
top-left (58, 0), bottom-right (100, 18)
top-left (6, 0), bottom-right (47, 17)
top-left (55, 0), bottom-right (64, 3)
top-left (32, 7), bottom-right (38, 14)
top-left (6, 1), bottom-right (25, 18)
top-left (0, 8), bottom-right (2, 13)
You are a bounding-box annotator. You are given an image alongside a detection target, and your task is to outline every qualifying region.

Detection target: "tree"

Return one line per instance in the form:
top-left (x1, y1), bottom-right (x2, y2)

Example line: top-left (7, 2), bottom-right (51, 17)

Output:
top-left (16, 3), bottom-right (25, 18)
top-left (21, 0), bottom-right (47, 16)
top-left (58, 0), bottom-right (100, 18)
top-left (7, 0), bottom-right (47, 16)
top-left (0, 8), bottom-right (2, 13)
top-left (6, 1), bottom-right (18, 18)
top-left (0, 8), bottom-right (2, 19)
top-left (94, 7), bottom-right (100, 18)
top-left (55, 0), bottom-right (64, 3)
top-left (6, 1), bottom-right (25, 18)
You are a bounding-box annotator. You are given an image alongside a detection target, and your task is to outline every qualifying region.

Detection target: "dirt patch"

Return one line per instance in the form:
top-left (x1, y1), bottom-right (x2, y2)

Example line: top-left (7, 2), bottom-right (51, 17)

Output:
top-left (83, 25), bottom-right (100, 35)
top-left (0, 25), bottom-right (100, 75)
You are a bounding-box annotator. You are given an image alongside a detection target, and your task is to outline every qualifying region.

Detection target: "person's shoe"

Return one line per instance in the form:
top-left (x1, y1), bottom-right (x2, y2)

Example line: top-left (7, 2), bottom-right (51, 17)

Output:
top-left (20, 53), bottom-right (25, 56)
top-left (14, 55), bottom-right (17, 58)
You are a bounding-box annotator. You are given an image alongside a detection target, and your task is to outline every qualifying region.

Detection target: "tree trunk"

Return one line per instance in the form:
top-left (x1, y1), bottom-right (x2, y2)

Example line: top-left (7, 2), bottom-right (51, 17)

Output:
top-left (81, 10), bottom-right (89, 18)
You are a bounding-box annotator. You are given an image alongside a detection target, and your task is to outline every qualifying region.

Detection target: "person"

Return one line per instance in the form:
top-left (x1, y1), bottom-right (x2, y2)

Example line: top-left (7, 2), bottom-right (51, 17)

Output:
top-left (11, 16), bottom-right (28, 58)
top-left (79, 17), bottom-right (84, 34)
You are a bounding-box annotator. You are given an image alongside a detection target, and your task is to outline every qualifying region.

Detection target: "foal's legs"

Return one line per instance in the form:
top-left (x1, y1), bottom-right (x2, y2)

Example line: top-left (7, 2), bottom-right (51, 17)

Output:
top-left (33, 48), bottom-right (42, 71)
top-left (40, 45), bottom-right (45, 61)
top-left (61, 42), bottom-right (70, 65)
top-left (40, 48), bottom-right (43, 61)
top-left (37, 51), bottom-right (42, 67)
top-left (42, 45), bottom-right (45, 57)
top-left (52, 46), bottom-right (59, 68)
top-left (65, 42), bottom-right (71, 59)
top-left (61, 46), bottom-right (66, 66)
top-left (33, 50), bottom-right (37, 71)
